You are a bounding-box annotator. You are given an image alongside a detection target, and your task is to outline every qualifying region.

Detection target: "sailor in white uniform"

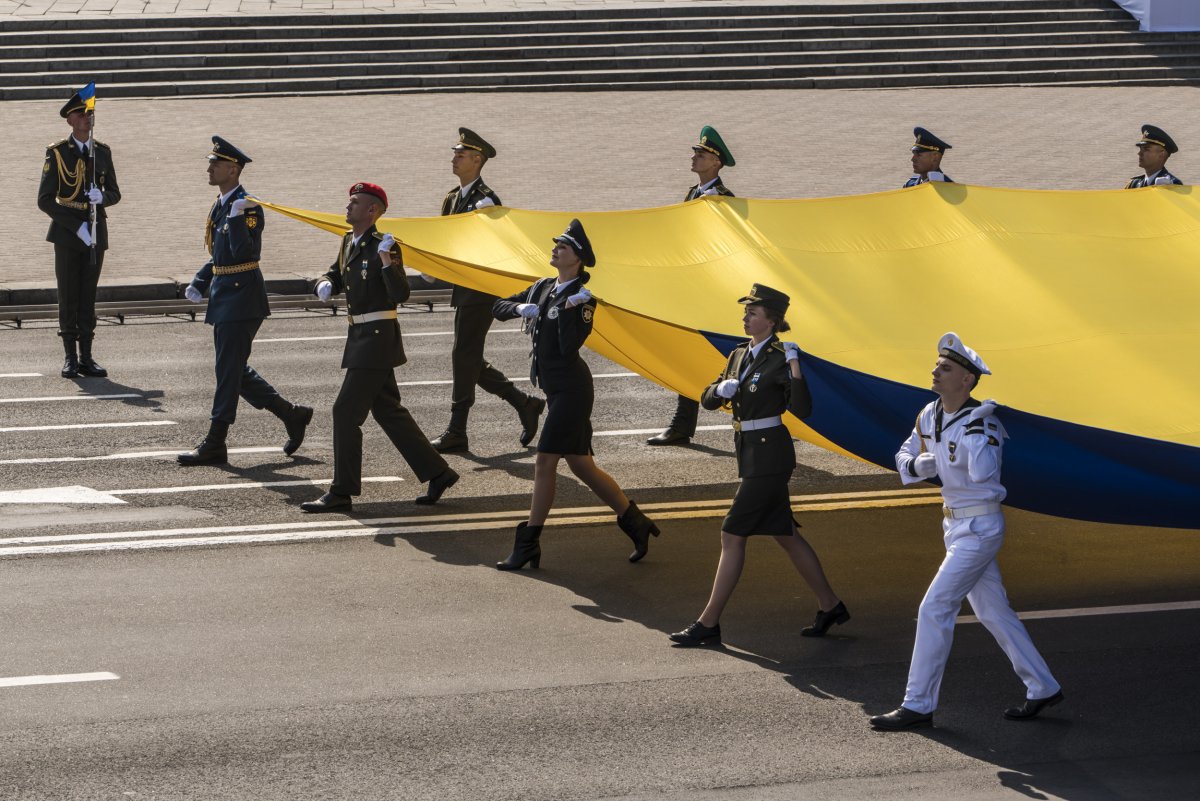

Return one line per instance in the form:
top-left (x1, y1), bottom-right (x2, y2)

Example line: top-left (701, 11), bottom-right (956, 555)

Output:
top-left (870, 332), bottom-right (1063, 731)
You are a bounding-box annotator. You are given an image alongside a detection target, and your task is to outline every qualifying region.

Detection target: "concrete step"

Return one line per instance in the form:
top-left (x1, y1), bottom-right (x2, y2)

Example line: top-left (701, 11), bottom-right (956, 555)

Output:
top-left (10, 43), bottom-right (1200, 86)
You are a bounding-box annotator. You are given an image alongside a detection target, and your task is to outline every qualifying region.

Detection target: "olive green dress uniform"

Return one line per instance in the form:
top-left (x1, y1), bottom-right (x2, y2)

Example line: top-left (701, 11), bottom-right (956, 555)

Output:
top-left (320, 224), bottom-right (449, 497)
top-left (700, 333), bottom-right (812, 536)
top-left (37, 120), bottom-right (120, 368)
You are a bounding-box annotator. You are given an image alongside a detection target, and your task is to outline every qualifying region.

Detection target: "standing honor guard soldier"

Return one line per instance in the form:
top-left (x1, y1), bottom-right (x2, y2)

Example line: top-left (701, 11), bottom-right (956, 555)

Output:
top-left (1126, 125), bottom-right (1183, 188)
top-left (669, 285), bottom-right (848, 647)
top-left (647, 125), bottom-right (736, 447)
top-left (492, 219), bottom-right (660, 570)
top-left (871, 333), bottom-right (1062, 731)
top-left (905, 127), bottom-right (954, 187)
top-left (178, 136), bottom-right (313, 466)
top-left (427, 128), bottom-right (545, 454)
top-left (38, 85), bottom-right (120, 378)
top-left (300, 183), bottom-right (459, 513)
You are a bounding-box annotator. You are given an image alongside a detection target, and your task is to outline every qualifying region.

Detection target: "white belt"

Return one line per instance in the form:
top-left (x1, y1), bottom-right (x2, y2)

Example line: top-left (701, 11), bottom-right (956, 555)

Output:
top-left (943, 502), bottom-right (1002, 520)
top-left (347, 310), bottom-right (398, 325)
top-left (732, 415), bottom-right (783, 433)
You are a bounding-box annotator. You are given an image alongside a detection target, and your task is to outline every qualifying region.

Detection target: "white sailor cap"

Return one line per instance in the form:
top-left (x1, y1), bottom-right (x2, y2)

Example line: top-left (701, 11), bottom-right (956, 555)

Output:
top-left (938, 332), bottom-right (991, 376)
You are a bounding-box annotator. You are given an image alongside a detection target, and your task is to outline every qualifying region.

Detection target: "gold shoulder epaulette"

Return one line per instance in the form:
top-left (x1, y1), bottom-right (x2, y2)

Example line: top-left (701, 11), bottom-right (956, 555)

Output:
top-left (770, 341), bottom-right (786, 352)
top-left (93, 140), bottom-right (110, 150)
top-left (47, 138), bottom-right (68, 149)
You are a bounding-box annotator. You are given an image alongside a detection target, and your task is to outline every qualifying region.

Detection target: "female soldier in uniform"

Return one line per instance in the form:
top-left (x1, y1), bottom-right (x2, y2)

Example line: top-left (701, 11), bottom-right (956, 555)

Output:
top-left (492, 219), bottom-right (660, 570)
top-left (670, 285), bottom-right (848, 646)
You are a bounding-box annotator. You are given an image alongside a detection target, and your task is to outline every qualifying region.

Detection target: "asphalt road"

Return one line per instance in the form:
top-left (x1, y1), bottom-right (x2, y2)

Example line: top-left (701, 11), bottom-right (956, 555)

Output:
top-left (1, 309), bottom-right (1198, 801)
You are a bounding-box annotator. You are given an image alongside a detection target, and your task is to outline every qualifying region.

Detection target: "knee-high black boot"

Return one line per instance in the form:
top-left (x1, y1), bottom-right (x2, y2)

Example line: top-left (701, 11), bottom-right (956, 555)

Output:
top-left (617, 500), bottom-right (661, 563)
top-left (496, 522), bottom-right (542, 571)
top-left (60, 336), bottom-right (79, 378)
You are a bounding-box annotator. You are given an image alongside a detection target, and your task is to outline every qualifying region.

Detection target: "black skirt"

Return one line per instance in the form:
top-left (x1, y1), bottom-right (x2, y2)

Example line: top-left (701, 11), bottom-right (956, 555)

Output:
top-left (722, 472), bottom-right (795, 537)
top-left (537, 388), bottom-right (594, 455)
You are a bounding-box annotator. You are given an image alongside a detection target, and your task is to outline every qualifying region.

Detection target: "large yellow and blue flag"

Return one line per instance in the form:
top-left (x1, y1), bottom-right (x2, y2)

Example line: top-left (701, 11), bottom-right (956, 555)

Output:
top-left (258, 182), bottom-right (1200, 529)
top-left (78, 81), bottom-right (95, 112)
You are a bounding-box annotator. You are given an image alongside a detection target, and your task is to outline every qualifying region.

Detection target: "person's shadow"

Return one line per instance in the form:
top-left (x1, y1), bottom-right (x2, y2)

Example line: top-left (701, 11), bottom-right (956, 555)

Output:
top-left (67, 375), bottom-right (166, 412)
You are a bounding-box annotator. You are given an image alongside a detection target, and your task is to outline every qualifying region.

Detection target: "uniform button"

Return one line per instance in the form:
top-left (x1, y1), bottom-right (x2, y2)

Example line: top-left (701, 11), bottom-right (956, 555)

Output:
top-left (234, 282), bottom-right (240, 287)
top-left (761, 437), bottom-right (766, 442)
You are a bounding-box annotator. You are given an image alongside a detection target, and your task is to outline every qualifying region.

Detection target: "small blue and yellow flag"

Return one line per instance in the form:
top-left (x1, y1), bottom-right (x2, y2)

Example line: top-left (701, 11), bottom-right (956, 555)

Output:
top-left (78, 81), bottom-right (95, 112)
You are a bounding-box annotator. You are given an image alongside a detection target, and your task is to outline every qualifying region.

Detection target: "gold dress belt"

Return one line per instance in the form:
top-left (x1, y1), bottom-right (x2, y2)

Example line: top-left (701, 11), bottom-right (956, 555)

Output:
top-left (55, 197), bottom-right (89, 211)
top-left (212, 261), bottom-right (260, 276)
top-left (348, 310), bottom-right (398, 325)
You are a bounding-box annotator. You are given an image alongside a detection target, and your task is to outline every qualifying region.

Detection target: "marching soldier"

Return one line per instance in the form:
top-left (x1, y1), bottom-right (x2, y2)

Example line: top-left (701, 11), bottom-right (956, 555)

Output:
top-left (1125, 125), bottom-right (1183, 188)
top-left (647, 125), bottom-right (736, 447)
top-left (38, 88), bottom-right (121, 378)
top-left (178, 136), bottom-right (312, 466)
top-left (905, 127), bottom-right (954, 187)
top-left (428, 128), bottom-right (545, 454)
top-left (301, 183), bottom-right (459, 512)
top-left (870, 333), bottom-right (1062, 730)
top-left (669, 285), bottom-right (847, 647)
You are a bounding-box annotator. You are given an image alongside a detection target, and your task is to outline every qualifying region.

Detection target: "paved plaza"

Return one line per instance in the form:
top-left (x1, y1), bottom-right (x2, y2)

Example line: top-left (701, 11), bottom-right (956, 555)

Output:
top-left (4, 85), bottom-right (1199, 295)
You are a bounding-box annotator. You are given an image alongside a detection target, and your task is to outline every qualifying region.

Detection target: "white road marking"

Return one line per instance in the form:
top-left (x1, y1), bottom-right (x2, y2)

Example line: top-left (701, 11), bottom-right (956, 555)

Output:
top-left (110, 476), bottom-right (403, 496)
top-left (0, 489), bottom-right (943, 554)
top-left (0, 373), bottom-right (43, 378)
top-left (257, 328), bottom-right (523, 343)
top-left (0, 672), bottom-right (119, 688)
top-left (958, 599), bottom-right (1200, 624)
top-left (0, 477), bottom-right (402, 506)
top-left (0, 446), bottom-right (279, 466)
top-left (0, 486), bottom-right (127, 505)
top-left (0, 394), bottom-right (142, 404)
top-left (0, 420), bottom-right (176, 433)
top-left (397, 372), bottom-right (637, 387)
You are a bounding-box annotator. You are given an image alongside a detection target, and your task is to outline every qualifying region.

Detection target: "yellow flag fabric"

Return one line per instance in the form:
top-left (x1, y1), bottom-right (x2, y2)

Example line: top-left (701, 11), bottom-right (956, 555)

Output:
top-left (260, 183), bottom-right (1200, 528)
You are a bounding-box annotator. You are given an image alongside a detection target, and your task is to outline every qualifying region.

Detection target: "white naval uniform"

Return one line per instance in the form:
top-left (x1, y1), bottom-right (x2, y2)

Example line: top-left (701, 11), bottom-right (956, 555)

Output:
top-left (894, 399), bottom-right (1060, 715)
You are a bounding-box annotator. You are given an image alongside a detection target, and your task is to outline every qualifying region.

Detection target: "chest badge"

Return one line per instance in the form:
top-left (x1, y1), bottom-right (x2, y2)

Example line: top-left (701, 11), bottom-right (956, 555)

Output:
top-left (547, 306), bottom-right (560, 320)
top-left (361, 259), bottom-right (369, 281)
top-left (948, 441), bottom-right (958, 463)
top-left (748, 372), bottom-right (762, 393)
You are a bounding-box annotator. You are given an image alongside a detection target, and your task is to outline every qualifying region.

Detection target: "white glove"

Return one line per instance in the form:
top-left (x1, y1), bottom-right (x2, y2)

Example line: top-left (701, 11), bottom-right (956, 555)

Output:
top-left (228, 197), bottom-right (254, 217)
top-left (516, 303), bottom-right (539, 319)
top-left (783, 342), bottom-right (800, 363)
top-left (377, 233), bottom-right (396, 253)
top-left (912, 452), bottom-right (938, 479)
top-left (315, 280), bottom-right (333, 302)
top-left (419, 273), bottom-right (437, 284)
top-left (474, 197), bottom-right (496, 210)
top-left (715, 378), bottom-right (740, 399)
top-left (565, 287), bottom-right (593, 308)
top-left (76, 222), bottom-right (93, 246)
top-left (184, 285), bottom-right (203, 303)
top-left (87, 186), bottom-right (103, 205)
top-left (968, 399), bottom-right (999, 422)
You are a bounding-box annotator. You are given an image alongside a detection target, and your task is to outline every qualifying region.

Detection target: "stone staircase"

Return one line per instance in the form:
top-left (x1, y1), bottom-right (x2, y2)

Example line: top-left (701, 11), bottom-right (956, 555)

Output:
top-left (1, 0), bottom-right (1197, 99)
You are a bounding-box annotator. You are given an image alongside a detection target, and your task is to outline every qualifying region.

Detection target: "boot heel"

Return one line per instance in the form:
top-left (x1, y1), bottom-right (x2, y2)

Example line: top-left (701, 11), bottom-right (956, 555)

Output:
top-left (650, 523), bottom-right (661, 538)
top-left (530, 554), bottom-right (541, 569)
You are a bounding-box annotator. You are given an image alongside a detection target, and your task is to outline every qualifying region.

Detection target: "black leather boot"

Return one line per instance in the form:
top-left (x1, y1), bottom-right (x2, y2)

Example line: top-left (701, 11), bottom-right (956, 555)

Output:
top-left (177, 421), bottom-right (230, 466)
top-left (60, 336), bottom-right (79, 378)
top-left (646, 396), bottom-right (698, 446)
top-left (617, 500), bottom-right (661, 563)
top-left (505, 388), bottom-right (546, 447)
top-left (496, 522), bottom-right (542, 571)
top-left (431, 405), bottom-right (470, 453)
top-left (268, 396), bottom-right (313, 456)
top-left (76, 337), bottom-right (107, 378)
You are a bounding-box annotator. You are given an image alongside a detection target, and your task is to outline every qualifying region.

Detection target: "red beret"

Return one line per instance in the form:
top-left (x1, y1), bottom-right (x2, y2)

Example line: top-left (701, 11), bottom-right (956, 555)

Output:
top-left (349, 181), bottom-right (388, 209)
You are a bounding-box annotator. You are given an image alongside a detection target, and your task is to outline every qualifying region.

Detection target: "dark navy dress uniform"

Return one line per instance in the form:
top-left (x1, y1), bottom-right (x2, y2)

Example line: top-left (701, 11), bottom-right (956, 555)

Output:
top-left (700, 300), bottom-right (813, 537)
top-left (494, 275), bottom-right (597, 455)
top-left (319, 223), bottom-right (450, 497)
top-left (189, 179), bottom-right (279, 426)
top-left (37, 90), bottom-right (121, 374)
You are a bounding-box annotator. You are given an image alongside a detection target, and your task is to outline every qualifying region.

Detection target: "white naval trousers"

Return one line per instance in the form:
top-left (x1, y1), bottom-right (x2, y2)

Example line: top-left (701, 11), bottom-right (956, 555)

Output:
top-left (902, 512), bottom-right (1060, 714)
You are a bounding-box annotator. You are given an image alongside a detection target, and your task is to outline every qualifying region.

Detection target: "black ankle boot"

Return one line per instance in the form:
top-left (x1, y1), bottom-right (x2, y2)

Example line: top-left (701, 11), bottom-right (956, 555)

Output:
top-left (617, 500), bottom-right (661, 563)
top-left (177, 421), bottom-right (230, 466)
top-left (268, 396), bottom-right (313, 456)
top-left (77, 337), bottom-right (107, 378)
top-left (61, 336), bottom-right (79, 378)
top-left (506, 390), bottom-right (545, 447)
top-left (496, 522), bottom-right (542, 571)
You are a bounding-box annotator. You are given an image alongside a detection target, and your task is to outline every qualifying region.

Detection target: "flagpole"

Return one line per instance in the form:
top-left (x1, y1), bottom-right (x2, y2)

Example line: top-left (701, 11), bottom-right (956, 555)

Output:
top-left (86, 83), bottom-right (97, 266)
